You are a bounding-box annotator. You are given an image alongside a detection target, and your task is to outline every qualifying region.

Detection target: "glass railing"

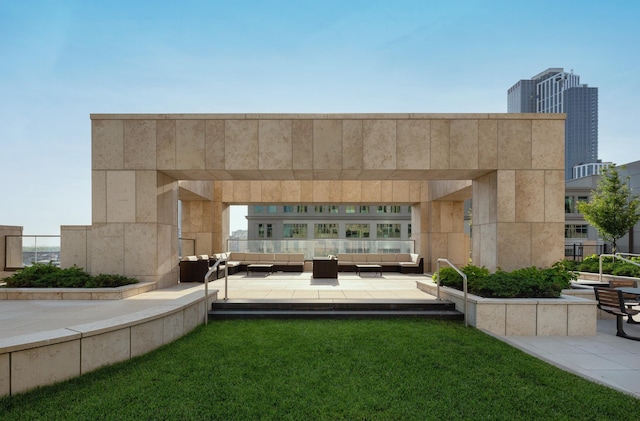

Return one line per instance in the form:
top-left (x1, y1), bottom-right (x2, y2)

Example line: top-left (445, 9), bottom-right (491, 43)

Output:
top-left (226, 239), bottom-right (414, 260)
top-left (4, 235), bottom-right (61, 270)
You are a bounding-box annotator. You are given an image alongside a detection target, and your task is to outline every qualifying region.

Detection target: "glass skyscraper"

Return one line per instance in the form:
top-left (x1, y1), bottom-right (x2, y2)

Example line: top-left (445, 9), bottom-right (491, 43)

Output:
top-left (507, 68), bottom-right (598, 180)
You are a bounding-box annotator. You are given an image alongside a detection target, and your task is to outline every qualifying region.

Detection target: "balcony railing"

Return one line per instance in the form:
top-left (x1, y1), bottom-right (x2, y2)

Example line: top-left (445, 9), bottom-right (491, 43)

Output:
top-left (4, 235), bottom-right (61, 270)
top-left (226, 239), bottom-right (414, 260)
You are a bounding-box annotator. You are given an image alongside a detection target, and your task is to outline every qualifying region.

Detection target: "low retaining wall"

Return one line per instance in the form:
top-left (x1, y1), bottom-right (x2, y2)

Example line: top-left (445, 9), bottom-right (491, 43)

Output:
top-left (416, 280), bottom-right (597, 336)
top-left (0, 282), bottom-right (157, 300)
top-left (0, 288), bottom-right (217, 397)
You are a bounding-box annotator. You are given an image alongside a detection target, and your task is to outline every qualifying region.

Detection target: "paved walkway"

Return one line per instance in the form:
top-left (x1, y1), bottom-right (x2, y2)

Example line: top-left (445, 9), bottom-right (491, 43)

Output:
top-left (2, 272), bottom-right (639, 398)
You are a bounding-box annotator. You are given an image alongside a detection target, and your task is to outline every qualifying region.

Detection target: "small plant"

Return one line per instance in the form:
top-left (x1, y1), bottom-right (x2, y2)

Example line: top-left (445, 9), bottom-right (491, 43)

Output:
top-left (3, 262), bottom-right (138, 288)
top-left (434, 262), bottom-right (576, 298)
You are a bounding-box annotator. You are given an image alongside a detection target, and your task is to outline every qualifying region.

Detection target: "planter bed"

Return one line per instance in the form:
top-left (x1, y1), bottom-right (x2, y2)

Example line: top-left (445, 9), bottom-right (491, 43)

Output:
top-left (416, 279), bottom-right (597, 337)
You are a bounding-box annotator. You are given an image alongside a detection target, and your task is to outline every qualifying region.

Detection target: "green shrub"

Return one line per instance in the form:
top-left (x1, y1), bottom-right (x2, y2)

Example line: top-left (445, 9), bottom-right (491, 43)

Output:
top-left (4, 263), bottom-right (138, 288)
top-left (577, 254), bottom-right (640, 277)
top-left (434, 262), bottom-right (576, 298)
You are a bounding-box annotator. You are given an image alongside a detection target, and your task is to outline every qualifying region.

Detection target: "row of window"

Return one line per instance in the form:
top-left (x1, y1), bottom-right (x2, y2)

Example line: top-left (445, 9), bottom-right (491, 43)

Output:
top-left (565, 195), bottom-right (588, 214)
top-left (254, 205), bottom-right (408, 214)
top-left (258, 223), bottom-right (410, 239)
top-left (565, 224), bottom-right (588, 239)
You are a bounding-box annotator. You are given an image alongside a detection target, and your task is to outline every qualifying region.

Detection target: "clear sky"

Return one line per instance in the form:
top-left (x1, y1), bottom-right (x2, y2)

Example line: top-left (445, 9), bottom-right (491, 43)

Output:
top-left (1, 1), bottom-right (639, 235)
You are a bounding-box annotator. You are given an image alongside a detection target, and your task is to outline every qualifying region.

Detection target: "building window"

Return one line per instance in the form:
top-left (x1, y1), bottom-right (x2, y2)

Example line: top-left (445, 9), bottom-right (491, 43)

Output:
top-left (314, 223), bottom-right (339, 238)
top-left (346, 206), bottom-right (356, 214)
top-left (314, 205), bottom-right (325, 213)
top-left (297, 205), bottom-right (308, 213)
top-left (283, 223), bottom-right (307, 238)
top-left (284, 205), bottom-right (294, 213)
top-left (565, 224), bottom-right (588, 239)
top-left (377, 205), bottom-right (401, 214)
top-left (408, 223), bottom-right (412, 238)
top-left (257, 223), bottom-right (273, 238)
top-left (565, 196), bottom-right (590, 213)
top-left (359, 206), bottom-right (369, 213)
top-left (377, 223), bottom-right (401, 238)
top-left (254, 206), bottom-right (264, 213)
top-left (345, 224), bottom-right (370, 238)
top-left (267, 205), bottom-right (277, 213)
top-left (329, 205), bottom-right (339, 213)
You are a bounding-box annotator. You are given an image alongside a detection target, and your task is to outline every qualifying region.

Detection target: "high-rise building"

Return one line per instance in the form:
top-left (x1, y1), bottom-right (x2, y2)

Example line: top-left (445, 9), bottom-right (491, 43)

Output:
top-left (507, 68), bottom-right (598, 180)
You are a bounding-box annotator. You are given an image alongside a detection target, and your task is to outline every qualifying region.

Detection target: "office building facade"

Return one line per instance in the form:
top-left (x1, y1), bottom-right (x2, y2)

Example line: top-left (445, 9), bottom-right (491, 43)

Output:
top-left (508, 68), bottom-right (598, 179)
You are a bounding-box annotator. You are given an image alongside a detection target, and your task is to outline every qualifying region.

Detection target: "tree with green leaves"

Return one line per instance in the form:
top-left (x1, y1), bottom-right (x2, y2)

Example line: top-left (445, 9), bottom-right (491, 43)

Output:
top-left (577, 165), bottom-right (640, 254)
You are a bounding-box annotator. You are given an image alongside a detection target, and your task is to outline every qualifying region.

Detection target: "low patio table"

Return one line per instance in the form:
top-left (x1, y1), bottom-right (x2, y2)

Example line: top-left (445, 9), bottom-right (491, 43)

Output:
top-left (356, 264), bottom-right (382, 276)
top-left (247, 264), bottom-right (273, 276)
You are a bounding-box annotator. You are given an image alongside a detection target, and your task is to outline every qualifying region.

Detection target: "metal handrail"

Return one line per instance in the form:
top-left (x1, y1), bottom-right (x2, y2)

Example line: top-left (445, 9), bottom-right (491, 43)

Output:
top-left (599, 253), bottom-right (640, 283)
top-left (436, 258), bottom-right (468, 327)
top-left (203, 258), bottom-right (227, 325)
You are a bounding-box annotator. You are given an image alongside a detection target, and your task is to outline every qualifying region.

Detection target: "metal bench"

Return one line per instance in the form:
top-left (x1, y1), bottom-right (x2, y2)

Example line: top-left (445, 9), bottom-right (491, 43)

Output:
top-left (594, 287), bottom-right (640, 341)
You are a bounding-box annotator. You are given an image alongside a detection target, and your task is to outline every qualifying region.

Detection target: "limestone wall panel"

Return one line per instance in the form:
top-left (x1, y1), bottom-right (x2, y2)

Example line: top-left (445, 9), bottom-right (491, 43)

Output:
top-left (124, 120), bottom-right (156, 169)
top-left (531, 222), bottom-right (564, 268)
top-left (92, 119), bottom-right (123, 170)
top-left (261, 181), bottom-right (283, 202)
top-left (157, 120), bottom-right (176, 170)
top-left (176, 120), bottom-right (205, 170)
top-left (515, 170), bottom-right (545, 223)
top-left (205, 120), bottom-right (225, 170)
top-left (131, 318), bottom-right (164, 357)
top-left (106, 171), bottom-right (136, 223)
top-left (225, 120), bottom-right (258, 171)
top-left (537, 304), bottom-right (568, 336)
top-left (397, 119), bottom-right (430, 170)
top-left (124, 223), bottom-right (158, 278)
top-left (136, 170), bottom-right (158, 223)
top-left (92, 171), bottom-right (107, 223)
top-left (163, 311), bottom-right (184, 344)
top-left (497, 119), bottom-right (531, 169)
top-left (363, 120), bottom-right (396, 170)
top-left (409, 180), bottom-right (422, 203)
top-left (12, 340), bottom-right (81, 395)
top-left (259, 120), bottom-right (292, 170)
top-left (497, 223), bottom-right (531, 272)
top-left (292, 120), bottom-right (313, 170)
top-left (360, 180), bottom-right (384, 203)
top-left (91, 223), bottom-right (124, 275)
top-left (313, 120), bottom-right (342, 170)
top-left (60, 225), bottom-right (90, 270)
top-left (496, 170), bottom-right (515, 222)
top-left (281, 181), bottom-right (301, 202)
top-left (392, 181), bottom-right (410, 203)
top-left (342, 180), bottom-right (362, 202)
top-left (478, 119), bottom-right (498, 169)
top-left (430, 120), bottom-right (450, 169)
top-left (232, 180), bottom-right (251, 202)
top-left (450, 120), bottom-right (479, 170)
top-left (250, 180), bottom-right (262, 203)
top-left (300, 181), bottom-right (314, 202)
top-left (343, 120), bottom-right (363, 170)
top-left (81, 329), bottom-right (131, 373)
top-left (0, 353), bottom-right (8, 397)
top-left (532, 120), bottom-right (564, 170)
top-left (506, 304), bottom-right (537, 336)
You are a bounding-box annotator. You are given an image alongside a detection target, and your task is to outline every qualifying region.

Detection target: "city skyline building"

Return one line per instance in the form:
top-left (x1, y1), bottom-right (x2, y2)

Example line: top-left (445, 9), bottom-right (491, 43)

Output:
top-left (507, 68), bottom-right (598, 180)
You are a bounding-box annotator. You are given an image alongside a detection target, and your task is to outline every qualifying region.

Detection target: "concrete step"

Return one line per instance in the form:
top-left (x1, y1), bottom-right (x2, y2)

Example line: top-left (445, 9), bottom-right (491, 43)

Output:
top-left (208, 299), bottom-right (464, 320)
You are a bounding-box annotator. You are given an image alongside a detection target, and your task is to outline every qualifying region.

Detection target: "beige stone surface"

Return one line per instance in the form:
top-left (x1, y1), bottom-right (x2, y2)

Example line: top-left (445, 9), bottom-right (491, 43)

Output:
top-left (131, 318), bottom-right (164, 357)
top-left (515, 170), bottom-right (545, 222)
top-left (450, 120), bottom-right (478, 170)
top-left (497, 119), bottom-right (531, 170)
top-left (496, 170), bottom-right (516, 223)
top-left (11, 340), bottom-right (81, 395)
top-left (475, 304), bottom-right (506, 335)
top-left (106, 171), bottom-right (136, 223)
top-left (478, 119), bottom-right (498, 168)
top-left (91, 223), bottom-right (125, 275)
top-left (313, 120), bottom-right (342, 170)
top-left (292, 120), bottom-right (313, 170)
top-left (92, 119), bottom-right (123, 170)
top-left (136, 170), bottom-right (158, 223)
top-left (81, 329), bottom-right (131, 373)
top-left (259, 120), bottom-right (292, 170)
top-left (183, 301), bottom-right (205, 333)
top-left (157, 119), bottom-right (176, 170)
top-left (0, 353), bottom-right (8, 397)
top-left (342, 180), bottom-right (362, 202)
top-left (397, 119), bottom-right (430, 170)
top-left (163, 311), bottom-right (184, 344)
top-left (430, 120), bottom-right (450, 169)
top-left (497, 223), bottom-right (531, 272)
top-left (225, 120), bottom-right (258, 170)
top-left (92, 170), bottom-right (107, 223)
top-left (537, 303), bottom-right (568, 336)
top-left (124, 120), bottom-right (156, 170)
top-left (363, 120), bottom-right (396, 170)
top-left (60, 225), bottom-right (91, 270)
top-left (532, 119), bottom-right (564, 170)
top-left (205, 119), bottom-right (225, 170)
top-left (531, 223), bottom-right (565, 268)
top-left (176, 120), bottom-right (205, 170)
top-left (544, 170), bottom-right (566, 222)
top-left (505, 303), bottom-right (537, 335)
top-left (342, 120), bottom-right (363, 170)
top-left (124, 224), bottom-right (158, 278)
top-left (567, 303), bottom-right (597, 336)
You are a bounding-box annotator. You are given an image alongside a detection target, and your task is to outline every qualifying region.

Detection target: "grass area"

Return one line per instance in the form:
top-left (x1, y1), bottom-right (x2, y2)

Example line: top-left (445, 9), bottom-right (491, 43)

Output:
top-left (1, 319), bottom-right (638, 420)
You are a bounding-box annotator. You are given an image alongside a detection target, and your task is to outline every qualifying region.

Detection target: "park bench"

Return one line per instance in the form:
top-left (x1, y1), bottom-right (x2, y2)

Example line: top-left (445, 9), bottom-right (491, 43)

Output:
top-left (594, 287), bottom-right (640, 341)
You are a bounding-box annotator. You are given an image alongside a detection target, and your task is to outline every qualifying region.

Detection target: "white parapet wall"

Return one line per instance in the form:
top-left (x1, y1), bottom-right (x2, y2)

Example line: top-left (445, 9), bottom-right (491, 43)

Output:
top-left (416, 280), bottom-right (597, 336)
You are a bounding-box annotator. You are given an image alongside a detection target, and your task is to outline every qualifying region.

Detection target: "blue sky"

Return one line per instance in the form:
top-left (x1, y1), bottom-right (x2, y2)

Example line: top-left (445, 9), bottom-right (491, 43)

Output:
top-left (1, 1), bottom-right (639, 234)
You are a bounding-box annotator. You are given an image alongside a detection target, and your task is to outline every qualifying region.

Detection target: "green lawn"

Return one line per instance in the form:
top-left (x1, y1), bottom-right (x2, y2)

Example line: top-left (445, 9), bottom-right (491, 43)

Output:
top-left (1, 319), bottom-right (638, 420)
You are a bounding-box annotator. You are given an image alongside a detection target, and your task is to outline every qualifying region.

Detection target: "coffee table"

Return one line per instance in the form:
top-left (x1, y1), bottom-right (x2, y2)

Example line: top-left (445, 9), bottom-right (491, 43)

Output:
top-left (355, 264), bottom-right (382, 276)
top-left (247, 264), bottom-right (273, 276)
